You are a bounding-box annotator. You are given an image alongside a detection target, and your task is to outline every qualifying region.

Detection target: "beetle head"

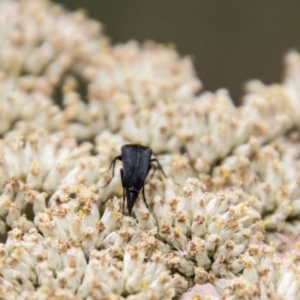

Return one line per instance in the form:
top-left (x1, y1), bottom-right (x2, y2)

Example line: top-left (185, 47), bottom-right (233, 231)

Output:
top-left (126, 189), bottom-right (139, 216)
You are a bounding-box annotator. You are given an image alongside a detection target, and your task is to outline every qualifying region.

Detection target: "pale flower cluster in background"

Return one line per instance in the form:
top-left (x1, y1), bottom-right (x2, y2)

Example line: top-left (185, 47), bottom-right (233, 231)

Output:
top-left (1, 0), bottom-right (300, 299)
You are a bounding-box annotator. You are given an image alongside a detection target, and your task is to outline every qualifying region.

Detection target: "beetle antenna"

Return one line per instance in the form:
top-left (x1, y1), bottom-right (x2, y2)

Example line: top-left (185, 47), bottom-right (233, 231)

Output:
top-left (149, 163), bottom-right (157, 179)
top-left (100, 155), bottom-right (122, 187)
top-left (150, 158), bottom-right (182, 186)
top-left (99, 155), bottom-right (121, 174)
top-left (150, 158), bottom-right (167, 179)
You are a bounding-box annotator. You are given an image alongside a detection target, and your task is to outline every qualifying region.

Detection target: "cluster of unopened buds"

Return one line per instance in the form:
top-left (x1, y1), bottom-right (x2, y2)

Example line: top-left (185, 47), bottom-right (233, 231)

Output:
top-left (1, 0), bottom-right (300, 299)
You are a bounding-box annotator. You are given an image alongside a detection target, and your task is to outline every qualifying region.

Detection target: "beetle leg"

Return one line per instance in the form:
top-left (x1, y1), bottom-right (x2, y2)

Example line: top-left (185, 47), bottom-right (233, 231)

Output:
top-left (142, 185), bottom-right (150, 210)
top-left (150, 158), bottom-right (166, 179)
top-left (120, 168), bottom-right (125, 215)
top-left (120, 168), bottom-right (125, 216)
top-left (122, 188), bottom-right (126, 216)
top-left (100, 155), bottom-right (122, 187)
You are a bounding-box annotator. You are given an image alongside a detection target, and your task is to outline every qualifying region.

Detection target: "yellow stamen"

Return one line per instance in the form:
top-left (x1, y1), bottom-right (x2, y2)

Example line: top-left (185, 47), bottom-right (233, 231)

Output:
top-left (62, 84), bottom-right (72, 93)
top-left (64, 156), bottom-right (70, 162)
top-left (139, 103), bottom-right (146, 109)
top-left (119, 98), bottom-right (129, 106)
top-left (175, 226), bottom-right (181, 234)
top-left (220, 169), bottom-right (229, 179)
top-left (172, 155), bottom-right (180, 162)
top-left (239, 203), bottom-right (246, 213)
top-left (269, 241), bottom-right (275, 247)
top-left (13, 249), bottom-right (20, 258)
top-left (112, 210), bottom-right (118, 219)
top-left (218, 126), bottom-right (225, 135)
top-left (166, 98), bottom-right (173, 105)
top-left (141, 280), bottom-right (148, 291)
top-left (216, 218), bottom-right (224, 228)
top-left (31, 160), bottom-right (38, 168)
top-left (76, 8), bottom-right (89, 17)
top-left (73, 185), bottom-right (79, 192)
top-left (263, 219), bottom-right (269, 226)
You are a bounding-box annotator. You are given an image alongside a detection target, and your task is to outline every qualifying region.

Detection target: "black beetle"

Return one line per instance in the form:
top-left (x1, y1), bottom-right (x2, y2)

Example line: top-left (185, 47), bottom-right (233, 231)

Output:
top-left (102, 144), bottom-right (165, 216)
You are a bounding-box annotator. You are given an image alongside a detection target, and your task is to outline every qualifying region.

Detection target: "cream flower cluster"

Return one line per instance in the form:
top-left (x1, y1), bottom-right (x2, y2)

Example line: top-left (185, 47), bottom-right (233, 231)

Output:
top-left (0, 129), bottom-right (92, 235)
top-left (0, 129), bottom-right (92, 191)
top-left (192, 244), bottom-right (300, 299)
top-left (215, 244), bottom-right (300, 299)
top-left (208, 131), bottom-right (300, 249)
top-left (0, 129), bottom-right (125, 235)
top-left (144, 178), bottom-right (264, 278)
top-left (0, 126), bottom-right (265, 298)
top-left (1, 0), bottom-right (300, 299)
top-left (0, 0), bottom-right (202, 142)
top-left (60, 41), bottom-right (203, 141)
top-left (119, 50), bottom-right (300, 167)
top-left (0, 228), bottom-right (188, 300)
top-left (0, 177), bottom-right (264, 299)
top-left (0, 128), bottom-right (194, 236)
top-left (0, 75), bottom-right (66, 136)
top-left (0, 0), bottom-right (298, 172)
top-left (0, 0), bottom-right (108, 78)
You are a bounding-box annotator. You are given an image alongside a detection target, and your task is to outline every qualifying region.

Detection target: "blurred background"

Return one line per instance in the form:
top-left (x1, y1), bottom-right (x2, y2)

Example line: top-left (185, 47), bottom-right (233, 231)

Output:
top-left (54, 0), bottom-right (300, 105)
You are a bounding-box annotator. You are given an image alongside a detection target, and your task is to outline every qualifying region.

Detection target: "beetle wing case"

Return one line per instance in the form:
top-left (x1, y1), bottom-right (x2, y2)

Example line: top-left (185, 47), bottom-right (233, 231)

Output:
top-left (121, 144), bottom-right (152, 191)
